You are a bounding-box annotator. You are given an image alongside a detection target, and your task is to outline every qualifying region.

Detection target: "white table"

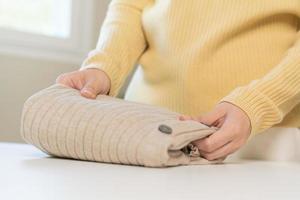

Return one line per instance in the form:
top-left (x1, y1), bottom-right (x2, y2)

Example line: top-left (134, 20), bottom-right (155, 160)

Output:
top-left (1, 142), bottom-right (299, 200)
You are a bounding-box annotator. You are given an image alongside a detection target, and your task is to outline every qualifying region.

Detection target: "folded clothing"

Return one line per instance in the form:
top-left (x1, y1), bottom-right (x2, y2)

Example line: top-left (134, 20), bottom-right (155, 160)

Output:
top-left (20, 84), bottom-right (223, 167)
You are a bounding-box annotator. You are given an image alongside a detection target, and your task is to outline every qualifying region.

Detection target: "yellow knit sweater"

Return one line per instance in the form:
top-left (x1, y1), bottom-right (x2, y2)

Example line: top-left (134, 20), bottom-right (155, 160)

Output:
top-left (81, 0), bottom-right (300, 136)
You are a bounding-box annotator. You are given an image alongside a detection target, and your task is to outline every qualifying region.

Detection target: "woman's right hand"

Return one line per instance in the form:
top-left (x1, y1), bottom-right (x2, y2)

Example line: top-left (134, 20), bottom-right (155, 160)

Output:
top-left (56, 68), bottom-right (111, 99)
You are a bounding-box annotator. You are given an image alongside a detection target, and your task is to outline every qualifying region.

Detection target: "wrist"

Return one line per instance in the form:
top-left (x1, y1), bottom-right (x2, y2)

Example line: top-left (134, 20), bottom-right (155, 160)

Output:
top-left (218, 86), bottom-right (282, 136)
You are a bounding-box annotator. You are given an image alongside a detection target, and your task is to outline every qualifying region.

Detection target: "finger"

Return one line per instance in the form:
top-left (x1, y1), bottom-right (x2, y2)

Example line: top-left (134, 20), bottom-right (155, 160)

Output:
top-left (192, 118), bottom-right (235, 153)
top-left (178, 115), bottom-right (190, 120)
top-left (56, 74), bottom-right (74, 88)
top-left (70, 76), bottom-right (84, 90)
top-left (211, 116), bottom-right (226, 128)
top-left (178, 115), bottom-right (196, 121)
top-left (196, 107), bottom-right (226, 127)
top-left (80, 79), bottom-right (100, 99)
top-left (200, 140), bottom-right (239, 161)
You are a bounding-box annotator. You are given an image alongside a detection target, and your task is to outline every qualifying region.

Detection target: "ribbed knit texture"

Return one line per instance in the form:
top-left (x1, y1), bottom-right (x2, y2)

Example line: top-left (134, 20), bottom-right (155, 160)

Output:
top-left (20, 84), bottom-right (223, 167)
top-left (81, 0), bottom-right (300, 136)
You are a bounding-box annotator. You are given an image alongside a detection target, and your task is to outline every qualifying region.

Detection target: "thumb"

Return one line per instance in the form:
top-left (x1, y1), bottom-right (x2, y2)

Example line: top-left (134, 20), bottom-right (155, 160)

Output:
top-left (196, 107), bottom-right (225, 127)
top-left (80, 80), bottom-right (101, 99)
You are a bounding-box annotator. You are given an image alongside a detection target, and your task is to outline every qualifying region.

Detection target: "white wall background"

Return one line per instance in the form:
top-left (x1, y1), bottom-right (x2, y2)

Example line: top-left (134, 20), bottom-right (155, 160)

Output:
top-left (0, 0), bottom-right (111, 143)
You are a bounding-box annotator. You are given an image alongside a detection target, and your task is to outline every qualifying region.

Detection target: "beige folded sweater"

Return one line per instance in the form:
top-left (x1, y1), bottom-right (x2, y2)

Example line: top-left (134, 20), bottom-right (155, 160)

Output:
top-left (20, 84), bottom-right (223, 167)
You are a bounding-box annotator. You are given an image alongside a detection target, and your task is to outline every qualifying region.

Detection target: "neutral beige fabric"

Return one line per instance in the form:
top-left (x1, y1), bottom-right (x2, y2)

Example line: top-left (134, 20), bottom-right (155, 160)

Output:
top-left (20, 84), bottom-right (223, 167)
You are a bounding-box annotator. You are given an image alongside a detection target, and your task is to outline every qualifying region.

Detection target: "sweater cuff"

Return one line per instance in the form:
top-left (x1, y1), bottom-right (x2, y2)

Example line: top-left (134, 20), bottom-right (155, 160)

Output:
top-left (80, 61), bottom-right (122, 97)
top-left (218, 86), bottom-right (283, 137)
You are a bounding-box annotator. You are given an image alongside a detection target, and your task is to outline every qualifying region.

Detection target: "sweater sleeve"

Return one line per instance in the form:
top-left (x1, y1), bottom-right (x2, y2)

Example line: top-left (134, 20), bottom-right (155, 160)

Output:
top-left (218, 30), bottom-right (300, 136)
top-left (80, 0), bottom-right (150, 97)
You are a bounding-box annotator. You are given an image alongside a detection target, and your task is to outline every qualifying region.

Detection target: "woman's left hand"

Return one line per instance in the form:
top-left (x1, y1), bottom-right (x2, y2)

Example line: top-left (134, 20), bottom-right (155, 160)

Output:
top-left (178, 102), bottom-right (252, 161)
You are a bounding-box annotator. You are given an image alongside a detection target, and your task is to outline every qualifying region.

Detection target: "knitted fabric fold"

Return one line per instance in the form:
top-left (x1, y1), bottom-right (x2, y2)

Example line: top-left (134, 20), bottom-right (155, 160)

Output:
top-left (20, 84), bottom-right (223, 167)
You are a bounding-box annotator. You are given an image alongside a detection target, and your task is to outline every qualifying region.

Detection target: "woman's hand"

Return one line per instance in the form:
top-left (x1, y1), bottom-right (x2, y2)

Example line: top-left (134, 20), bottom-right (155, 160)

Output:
top-left (56, 68), bottom-right (111, 99)
top-left (178, 102), bottom-right (251, 161)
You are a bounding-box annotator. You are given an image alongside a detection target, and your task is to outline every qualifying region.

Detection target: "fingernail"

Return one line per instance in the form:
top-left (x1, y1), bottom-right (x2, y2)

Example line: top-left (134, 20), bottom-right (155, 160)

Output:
top-left (82, 89), bottom-right (91, 94)
top-left (81, 89), bottom-right (95, 97)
